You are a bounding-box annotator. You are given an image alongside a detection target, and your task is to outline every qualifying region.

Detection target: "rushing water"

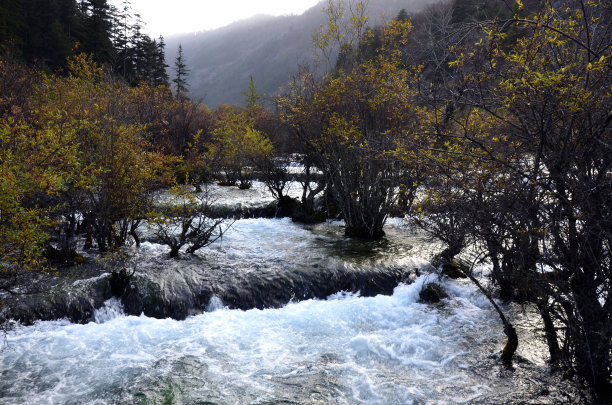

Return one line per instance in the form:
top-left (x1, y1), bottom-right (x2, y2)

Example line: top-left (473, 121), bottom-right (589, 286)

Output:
top-left (153, 181), bottom-right (307, 214)
top-left (0, 277), bottom-right (518, 404)
top-left (132, 217), bottom-right (438, 299)
top-left (0, 217), bottom-right (584, 404)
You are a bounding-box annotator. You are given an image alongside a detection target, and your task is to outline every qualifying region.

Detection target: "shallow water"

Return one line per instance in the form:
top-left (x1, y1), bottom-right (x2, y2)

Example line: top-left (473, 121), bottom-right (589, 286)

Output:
top-left (154, 181), bottom-right (307, 213)
top-left (145, 217), bottom-right (434, 267)
top-left (132, 218), bottom-right (437, 295)
top-left (0, 219), bottom-right (584, 404)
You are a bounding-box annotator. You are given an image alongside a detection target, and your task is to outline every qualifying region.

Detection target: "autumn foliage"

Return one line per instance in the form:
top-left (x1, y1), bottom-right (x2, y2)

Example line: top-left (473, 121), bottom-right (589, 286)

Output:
top-left (0, 0), bottom-right (610, 397)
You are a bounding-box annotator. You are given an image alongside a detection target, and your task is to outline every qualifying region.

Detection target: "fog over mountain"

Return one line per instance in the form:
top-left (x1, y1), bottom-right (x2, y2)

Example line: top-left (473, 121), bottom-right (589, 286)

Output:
top-left (166, 0), bottom-right (439, 107)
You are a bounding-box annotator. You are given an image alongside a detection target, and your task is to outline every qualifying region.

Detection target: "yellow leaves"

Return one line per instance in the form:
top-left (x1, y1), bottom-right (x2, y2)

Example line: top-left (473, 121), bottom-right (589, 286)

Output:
top-left (381, 17), bottom-right (412, 48)
top-left (0, 120), bottom-right (71, 271)
top-left (208, 109), bottom-right (273, 176)
top-left (448, 59), bottom-right (463, 68)
top-left (586, 55), bottom-right (609, 72)
top-left (324, 113), bottom-right (359, 146)
top-left (349, 1), bottom-right (369, 33)
top-left (516, 0), bottom-right (523, 10)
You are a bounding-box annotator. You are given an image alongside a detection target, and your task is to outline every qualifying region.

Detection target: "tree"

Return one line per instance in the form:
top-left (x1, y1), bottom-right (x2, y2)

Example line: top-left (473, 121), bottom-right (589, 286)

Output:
top-left (243, 74), bottom-right (261, 109)
top-left (1, 0), bottom-right (172, 78)
top-left (0, 119), bottom-right (76, 276)
top-left (34, 54), bottom-right (173, 252)
top-left (173, 44), bottom-right (189, 100)
top-left (148, 184), bottom-right (230, 258)
top-left (280, 3), bottom-right (430, 237)
top-left (79, 0), bottom-right (115, 64)
top-left (0, 1), bottom-right (23, 48)
top-left (423, 0), bottom-right (612, 395)
top-left (3, 0), bottom-right (80, 71)
top-left (109, 0), bottom-right (131, 78)
top-left (208, 108), bottom-right (274, 189)
top-left (153, 35), bottom-right (169, 86)
top-left (0, 55), bottom-right (81, 275)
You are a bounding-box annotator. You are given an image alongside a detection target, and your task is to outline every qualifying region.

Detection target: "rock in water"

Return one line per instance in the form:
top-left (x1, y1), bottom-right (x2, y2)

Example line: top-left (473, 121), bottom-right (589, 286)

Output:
top-left (419, 282), bottom-right (448, 303)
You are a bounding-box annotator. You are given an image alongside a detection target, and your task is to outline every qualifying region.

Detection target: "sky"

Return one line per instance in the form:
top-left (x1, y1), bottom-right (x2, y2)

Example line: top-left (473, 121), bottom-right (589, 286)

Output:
top-left (110, 0), bottom-right (323, 38)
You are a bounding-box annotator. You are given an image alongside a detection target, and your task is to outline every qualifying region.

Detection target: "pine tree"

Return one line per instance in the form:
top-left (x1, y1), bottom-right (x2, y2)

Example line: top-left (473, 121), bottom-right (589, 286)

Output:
top-left (172, 44), bottom-right (189, 99)
top-left (396, 9), bottom-right (408, 21)
top-left (137, 35), bottom-right (157, 83)
top-left (110, 0), bottom-right (132, 78)
top-left (153, 35), bottom-right (169, 86)
top-left (80, 0), bottom-right (114, 64)
top-left (243, 74), bottom-right (260, 109)
top-left (0, 0), bottom-right (24, 49)
top-left (7, 0), bottom-right (78, 70)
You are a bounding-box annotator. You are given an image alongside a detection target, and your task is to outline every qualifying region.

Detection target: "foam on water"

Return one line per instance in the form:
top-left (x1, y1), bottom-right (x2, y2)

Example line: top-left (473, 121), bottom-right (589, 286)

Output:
top-left (206, 295), bottom-right (225, 312)
top-left (0, 275), bottom-right (525, 404)
top-left (93, 298), bottom-right (125, 324)
top-left (135, 218), bottom-right (436, 289)
top-left (1, 217), bottom-right (570, 403)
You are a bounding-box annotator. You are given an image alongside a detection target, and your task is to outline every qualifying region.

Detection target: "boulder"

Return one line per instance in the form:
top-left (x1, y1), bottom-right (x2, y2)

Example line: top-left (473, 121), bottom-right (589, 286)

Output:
top-left (419, 282), bottom-right (448, 303)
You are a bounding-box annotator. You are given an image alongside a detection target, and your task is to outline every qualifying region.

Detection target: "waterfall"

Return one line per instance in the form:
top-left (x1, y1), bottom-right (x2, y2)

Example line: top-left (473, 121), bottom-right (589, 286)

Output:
top-left (93, 298), bottom-right (125, 323)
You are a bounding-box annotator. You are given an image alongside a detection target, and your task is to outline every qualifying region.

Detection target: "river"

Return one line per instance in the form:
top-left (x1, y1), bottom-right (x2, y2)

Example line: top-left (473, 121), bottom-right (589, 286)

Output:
top-left (0, 185), bottom-right (586, 404)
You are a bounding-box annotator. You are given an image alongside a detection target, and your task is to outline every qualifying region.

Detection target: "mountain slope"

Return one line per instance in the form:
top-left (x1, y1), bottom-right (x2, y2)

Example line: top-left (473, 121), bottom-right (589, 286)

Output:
top-left (166, 0), bottom-right (439, 107)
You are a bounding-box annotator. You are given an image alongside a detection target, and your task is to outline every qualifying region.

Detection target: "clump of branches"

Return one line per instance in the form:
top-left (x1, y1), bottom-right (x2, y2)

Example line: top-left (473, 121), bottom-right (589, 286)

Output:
top-left (148, 184), bottom-right (232, 258)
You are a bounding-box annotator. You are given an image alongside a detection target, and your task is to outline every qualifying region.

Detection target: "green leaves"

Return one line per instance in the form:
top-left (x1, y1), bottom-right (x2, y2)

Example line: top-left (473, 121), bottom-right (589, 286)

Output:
top-left (208, 109), bottom-right (273, 188)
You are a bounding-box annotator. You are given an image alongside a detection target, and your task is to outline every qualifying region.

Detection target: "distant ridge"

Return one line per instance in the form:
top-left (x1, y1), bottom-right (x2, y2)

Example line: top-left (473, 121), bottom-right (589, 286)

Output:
top-left (166, 0), bottom-right (439, 107)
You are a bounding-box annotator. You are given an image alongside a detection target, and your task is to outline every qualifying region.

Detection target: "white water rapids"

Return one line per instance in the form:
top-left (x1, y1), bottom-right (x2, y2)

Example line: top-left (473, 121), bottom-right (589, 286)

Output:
top-left (2, 276), bottom-right (508, 404)
top-left (0, 217), bottom-right (575, 404)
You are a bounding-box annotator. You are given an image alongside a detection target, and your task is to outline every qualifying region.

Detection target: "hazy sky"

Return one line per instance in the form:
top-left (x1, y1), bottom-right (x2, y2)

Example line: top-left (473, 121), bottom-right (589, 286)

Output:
top-left (110, 0), bottom-right (323, 37)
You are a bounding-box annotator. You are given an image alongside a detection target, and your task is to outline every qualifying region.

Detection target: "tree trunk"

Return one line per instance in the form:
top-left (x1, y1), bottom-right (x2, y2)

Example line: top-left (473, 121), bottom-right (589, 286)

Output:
top-left (463, 270), bottom-right (518, 365)
top-left (130, 221), bottom-right (141, 248)
top-left (501, 324), bottom-right (519, 365)
top-left (536, 302), bottom-right (563, 365)
top-left (169, 246), bottom-right (180, 258)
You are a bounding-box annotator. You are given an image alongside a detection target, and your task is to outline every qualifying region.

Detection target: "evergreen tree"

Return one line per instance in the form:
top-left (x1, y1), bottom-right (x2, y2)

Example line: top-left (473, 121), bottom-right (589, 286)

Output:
top-left (107, 2), bottom-right (167, 86)
top-left (0, 0), bottom-right (24, 49)
top-left (11, 0), bottom-right (78, 70)
top-left (110, 0), bottom-right (132, 78)
top-left (0, 0), bottom-right (167, 82)
top-left (137, 35), bottom-right (157, 83)
top-left (130, 13), bottom-right (147, 82)
top-left (79, 0), bottom-right (114, 64)
top-left (243, 74), bottom-right (260, 109)
top-left (153, 35), bottom-right (169, 86)
top-left (172, 44), bottom-right (189, 99)
top-left (397, 9), bottom-right (409, 21)
top-left (450, 0), bottom-right (506, 24)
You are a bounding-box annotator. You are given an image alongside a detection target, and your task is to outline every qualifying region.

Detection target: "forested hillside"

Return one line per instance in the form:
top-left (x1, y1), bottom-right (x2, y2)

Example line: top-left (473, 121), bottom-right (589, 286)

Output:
top-left (0, 0), bottom-right (168, 86)
top-left (166, 0), bottom-right (439, 106)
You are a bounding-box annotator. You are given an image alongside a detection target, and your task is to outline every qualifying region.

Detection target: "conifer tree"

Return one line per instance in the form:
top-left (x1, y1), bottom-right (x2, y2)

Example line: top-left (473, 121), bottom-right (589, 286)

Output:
top-left (243, 74), bottom-right (260, 109)
top-left (110, 0), bottom-right (131, 78)
top-left (396, 9), bottom-right (408, 21)
top-left (80, 0), bottom-right (114, 64)
top-left (172, 44), bottom-right (189, 99)
top-left (0, 1), bottom-right (24, 48)
top-left (153, 35), bottom-right (169, 86)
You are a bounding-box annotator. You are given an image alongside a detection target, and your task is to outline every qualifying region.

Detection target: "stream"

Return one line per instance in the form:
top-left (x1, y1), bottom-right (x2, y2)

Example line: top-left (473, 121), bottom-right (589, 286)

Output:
top-left (0, 184), bottom-right (587, 404)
